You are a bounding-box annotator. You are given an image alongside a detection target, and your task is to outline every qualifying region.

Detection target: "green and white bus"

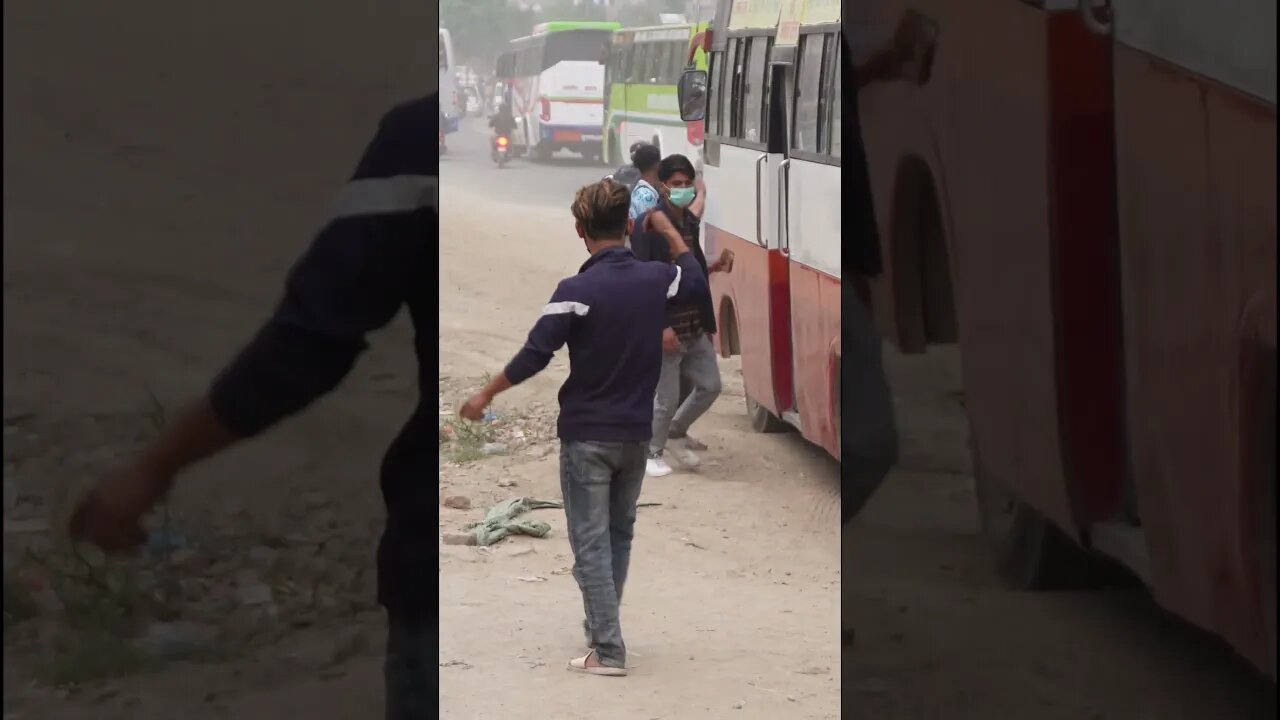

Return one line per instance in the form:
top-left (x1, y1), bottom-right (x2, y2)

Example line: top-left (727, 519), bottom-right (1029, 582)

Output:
top-left (496, 21), bottom-right (619, 162)
top-left (601, 22), bottom-right (709, 166)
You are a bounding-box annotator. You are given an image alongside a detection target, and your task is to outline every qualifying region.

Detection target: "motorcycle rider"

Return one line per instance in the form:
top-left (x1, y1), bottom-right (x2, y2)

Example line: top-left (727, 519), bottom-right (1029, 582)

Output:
top-left (489, 102), bottom-right (517, 145)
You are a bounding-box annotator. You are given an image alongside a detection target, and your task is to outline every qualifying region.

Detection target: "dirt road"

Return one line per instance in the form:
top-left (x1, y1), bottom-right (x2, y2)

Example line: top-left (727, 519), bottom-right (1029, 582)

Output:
top-left (2, 1), bottom-right (1273, 718)
top-left (844, 348), bottom-right (1276, 719)
top-left (434, 162), bottom-right (841, 717)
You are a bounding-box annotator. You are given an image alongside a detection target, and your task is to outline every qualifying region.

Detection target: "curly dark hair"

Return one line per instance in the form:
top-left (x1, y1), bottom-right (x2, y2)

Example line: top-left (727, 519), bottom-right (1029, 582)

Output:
top-left (629, 142), bottom-right (661, 174)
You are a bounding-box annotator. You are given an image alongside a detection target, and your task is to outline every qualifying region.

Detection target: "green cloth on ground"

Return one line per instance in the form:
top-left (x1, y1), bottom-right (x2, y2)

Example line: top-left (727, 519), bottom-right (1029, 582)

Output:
top-left (463, 497), bottom-right (563, 547)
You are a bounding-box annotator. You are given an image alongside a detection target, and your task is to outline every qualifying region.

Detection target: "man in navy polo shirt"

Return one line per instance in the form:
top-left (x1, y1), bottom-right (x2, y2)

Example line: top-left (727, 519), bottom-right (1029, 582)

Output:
top-left (460, 179), bottom-right (706, 676)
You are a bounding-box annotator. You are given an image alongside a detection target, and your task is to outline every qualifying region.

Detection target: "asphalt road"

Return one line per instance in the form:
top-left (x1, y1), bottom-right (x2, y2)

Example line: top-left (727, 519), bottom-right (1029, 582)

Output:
top-left (441, 114), bottom-right (612, 209)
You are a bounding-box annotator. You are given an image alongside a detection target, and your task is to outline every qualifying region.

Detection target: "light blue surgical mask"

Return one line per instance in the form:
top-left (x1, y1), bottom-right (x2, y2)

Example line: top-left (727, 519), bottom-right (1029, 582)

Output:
top-left (668, 187), bottom-right (695, 208)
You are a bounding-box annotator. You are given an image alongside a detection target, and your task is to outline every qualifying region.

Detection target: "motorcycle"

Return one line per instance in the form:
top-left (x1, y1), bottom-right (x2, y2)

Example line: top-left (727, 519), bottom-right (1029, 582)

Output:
top-left (491, 134), bottom-right (510, 168)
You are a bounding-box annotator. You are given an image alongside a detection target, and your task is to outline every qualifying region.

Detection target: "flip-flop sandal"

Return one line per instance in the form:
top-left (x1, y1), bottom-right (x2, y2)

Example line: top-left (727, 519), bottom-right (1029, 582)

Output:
top-left (567, 651), bottom-right (627, 677)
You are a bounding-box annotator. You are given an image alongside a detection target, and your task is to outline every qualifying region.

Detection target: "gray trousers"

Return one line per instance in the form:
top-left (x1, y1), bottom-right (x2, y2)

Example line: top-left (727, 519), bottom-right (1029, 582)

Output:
top-left (559, 439), bottom-right (647, 668)
top-left (650, 333), bottom-right (722, 455)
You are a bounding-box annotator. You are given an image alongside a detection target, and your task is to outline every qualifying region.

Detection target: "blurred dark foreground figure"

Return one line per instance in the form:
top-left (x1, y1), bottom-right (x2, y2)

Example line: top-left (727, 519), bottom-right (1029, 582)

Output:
top-left (841, 20), bottom-right (902, 647)
top-left (68, 95), bottom-right (436, 719)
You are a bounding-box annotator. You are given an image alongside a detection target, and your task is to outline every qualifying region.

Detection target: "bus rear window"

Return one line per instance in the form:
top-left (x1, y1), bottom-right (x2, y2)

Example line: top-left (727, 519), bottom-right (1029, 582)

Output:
top-left (543, 30), bottom-right (613, 71)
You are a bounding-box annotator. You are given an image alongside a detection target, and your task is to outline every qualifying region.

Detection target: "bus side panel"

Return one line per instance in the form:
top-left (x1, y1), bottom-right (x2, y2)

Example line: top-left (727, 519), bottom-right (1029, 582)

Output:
top-left (789, 264), bottom-right (840, 456)
top-left (1111, 43), bottom-right (1277, 673)
top-left (787, 149), bottom-right (842, 455)
top-left (857, 2), bottom-right (1080, 537)
top-left (706, 226), bottom-right (784, 415)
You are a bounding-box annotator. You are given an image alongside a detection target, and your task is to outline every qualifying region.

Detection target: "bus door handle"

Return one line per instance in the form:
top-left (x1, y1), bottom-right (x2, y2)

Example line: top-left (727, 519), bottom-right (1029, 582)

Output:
top-left (778, 159), bottom-right (792, 254)
top-left (755, 155), bottom-right (767, 247)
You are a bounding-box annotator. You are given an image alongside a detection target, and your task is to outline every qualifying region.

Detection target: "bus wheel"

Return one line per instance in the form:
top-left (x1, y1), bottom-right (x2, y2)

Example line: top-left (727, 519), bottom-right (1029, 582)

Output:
top-left (972, 438), bottom-right (1095, 590)
top-left (533, 143), bottom-right (552, 162)
top-left (746, 396), bottom-right (789, 434)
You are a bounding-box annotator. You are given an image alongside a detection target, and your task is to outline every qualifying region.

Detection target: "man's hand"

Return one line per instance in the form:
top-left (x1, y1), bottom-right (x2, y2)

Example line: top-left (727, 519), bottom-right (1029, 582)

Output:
top-left (711, 248), bottom-right (735, 273)
top-left (662, 328), bottom-right (680, 354)
top-left (459, 392), bottom-right (493, 422)
top-left (695, 175), bottom-right (706, 197)
top-left (69, 462), bottom-right (172, 554)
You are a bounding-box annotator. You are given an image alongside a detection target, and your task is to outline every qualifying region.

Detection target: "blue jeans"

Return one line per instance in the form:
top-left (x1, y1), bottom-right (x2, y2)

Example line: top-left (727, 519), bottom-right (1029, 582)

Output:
top-left (559, 439), bottom-right (647, 668)
top-left (384, 611), bottom-right (431, 719)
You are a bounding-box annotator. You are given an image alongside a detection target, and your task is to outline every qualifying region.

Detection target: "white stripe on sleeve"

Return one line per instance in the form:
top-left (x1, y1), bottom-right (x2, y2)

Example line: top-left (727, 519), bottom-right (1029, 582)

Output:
top-left (332, 175), bottom-right (438, 219)
top-left (666, 264), bottom-right (682, 299)
top-left (541, 301), bottom-right (590, 317)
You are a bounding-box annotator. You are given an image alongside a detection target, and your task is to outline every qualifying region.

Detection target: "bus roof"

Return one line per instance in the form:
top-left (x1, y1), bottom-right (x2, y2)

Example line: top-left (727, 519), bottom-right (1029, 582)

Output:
top-left (532, 21), bottom-right (621, 35)
top-left (614, 22), bottom-right (707, 40)
top-left (727, 0), bottom-right (840, 31)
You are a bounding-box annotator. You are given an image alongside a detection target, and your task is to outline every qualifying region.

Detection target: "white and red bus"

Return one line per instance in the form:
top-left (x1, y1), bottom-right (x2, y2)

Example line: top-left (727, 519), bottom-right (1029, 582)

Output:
top-left (679, 0), bottom-right (844, 458)
top-left (851, 0), bottom-right (1275, 676)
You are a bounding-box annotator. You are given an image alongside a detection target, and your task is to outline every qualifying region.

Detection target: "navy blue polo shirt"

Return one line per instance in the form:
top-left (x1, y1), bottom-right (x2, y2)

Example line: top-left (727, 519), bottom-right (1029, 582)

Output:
top-left (208, 95), bottom-right (434, 612)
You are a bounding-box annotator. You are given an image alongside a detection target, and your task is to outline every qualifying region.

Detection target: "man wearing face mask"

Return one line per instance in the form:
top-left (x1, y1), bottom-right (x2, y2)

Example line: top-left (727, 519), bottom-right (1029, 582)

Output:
top-left (460, 179), bottom-right (706, 676)
top-left (634, 154), bottom-right (732, 476)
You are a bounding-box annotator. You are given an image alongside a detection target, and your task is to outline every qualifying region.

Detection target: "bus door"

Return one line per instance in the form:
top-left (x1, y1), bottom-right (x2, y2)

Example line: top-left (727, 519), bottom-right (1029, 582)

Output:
top-left (781, 27), bottom-right (842, 454)
top-left (766, 53), bottom-right (800, 428)
top-left (752, 36), bottom-right (797, 418)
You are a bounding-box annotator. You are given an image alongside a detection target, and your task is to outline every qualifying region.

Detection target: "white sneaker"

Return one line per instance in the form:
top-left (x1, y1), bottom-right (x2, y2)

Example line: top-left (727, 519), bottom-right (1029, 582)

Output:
top-left (646, 456), bottom-right (673, 477)
top-left (666, 438), bottom-right (700, 468)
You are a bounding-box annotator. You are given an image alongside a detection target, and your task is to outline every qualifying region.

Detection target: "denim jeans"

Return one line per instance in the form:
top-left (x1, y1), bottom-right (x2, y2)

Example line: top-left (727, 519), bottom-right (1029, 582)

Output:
top-left (650, 332), bottom-right (722, 456)
top-left (559, 439), bottom-right (647, 668)
top-left (384, 610), bottom-right (432, 719)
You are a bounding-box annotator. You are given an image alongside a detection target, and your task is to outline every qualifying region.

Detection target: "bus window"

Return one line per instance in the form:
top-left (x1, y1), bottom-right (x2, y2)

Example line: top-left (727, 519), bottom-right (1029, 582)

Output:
top-left (826, 35), bottom-right (841, 159)
top-left (647, 43), bottom-right (664, 84)
top-left (607, 45), bottom-right (622, 77)
top-left (651, 42), bottom-right (670, 84)
top-left (620, 44), bottom-right (634, 84)
top-left (724, 39), bottom-right (742, 138)
top-left (664, 40), bottom-right (684, 84)
top-left (794, 33), bottom-right (826, 153)
top-left (761, 37), bottom-right (777, 141)
top-left (640, 43), bottom-right (653, 83)
top-left (742, 36), bottom-right (768, 143)
top-left (707, 50), bottom-right (721, 136)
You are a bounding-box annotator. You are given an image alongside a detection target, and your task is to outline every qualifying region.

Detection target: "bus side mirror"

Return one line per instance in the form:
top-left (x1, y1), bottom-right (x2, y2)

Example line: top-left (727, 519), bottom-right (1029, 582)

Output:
top-left (677, 69), bottom-right (708, 122)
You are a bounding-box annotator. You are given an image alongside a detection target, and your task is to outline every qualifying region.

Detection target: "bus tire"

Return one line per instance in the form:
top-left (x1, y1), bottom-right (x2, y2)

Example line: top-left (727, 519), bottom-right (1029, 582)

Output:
top-left (746, 396), bottom-right (789, 434)
top-left (972, 437), bottom-right (1096, 590)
